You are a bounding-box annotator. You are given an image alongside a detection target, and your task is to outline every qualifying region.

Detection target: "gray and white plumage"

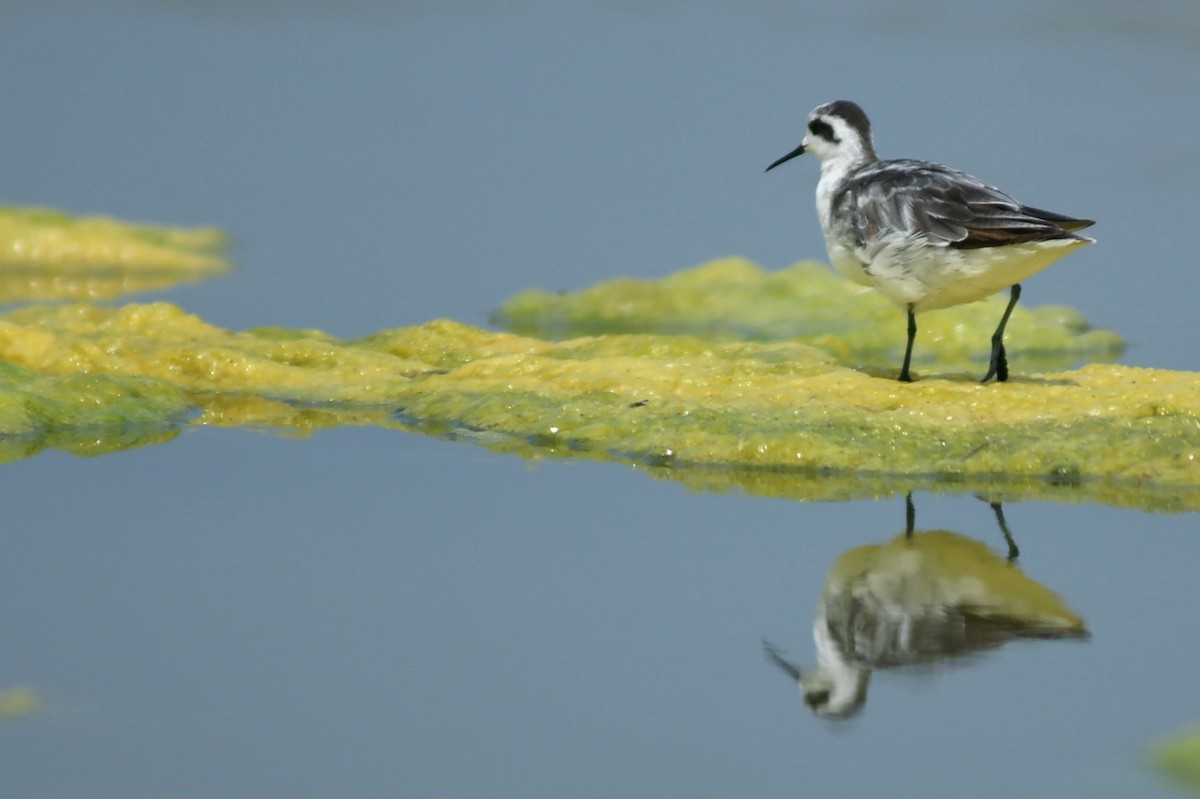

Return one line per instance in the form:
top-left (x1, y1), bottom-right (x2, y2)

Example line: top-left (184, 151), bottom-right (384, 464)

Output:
top-left (767, 99), bottom-right (1094, 382)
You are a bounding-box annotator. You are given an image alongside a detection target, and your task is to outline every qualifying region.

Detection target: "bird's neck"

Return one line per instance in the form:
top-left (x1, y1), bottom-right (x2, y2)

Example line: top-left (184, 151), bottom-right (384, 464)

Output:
top-left (812, 607), bottom-right (871, 713)
top-left (815, 150), bottom-right (875, 232)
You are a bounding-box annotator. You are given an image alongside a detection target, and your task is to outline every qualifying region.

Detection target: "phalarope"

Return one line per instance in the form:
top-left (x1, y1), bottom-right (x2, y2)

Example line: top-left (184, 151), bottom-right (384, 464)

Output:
top-left (767, 100), bottom-right (1094, 382)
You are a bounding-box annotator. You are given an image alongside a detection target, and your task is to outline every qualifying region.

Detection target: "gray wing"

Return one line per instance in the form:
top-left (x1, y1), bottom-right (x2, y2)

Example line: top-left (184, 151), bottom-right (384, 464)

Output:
top-left (832, 159), bottom-right (1093, 251)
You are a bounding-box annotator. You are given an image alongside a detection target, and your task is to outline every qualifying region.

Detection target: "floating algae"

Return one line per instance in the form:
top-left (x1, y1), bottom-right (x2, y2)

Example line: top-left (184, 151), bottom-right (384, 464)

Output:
top-left (0, 686), bottom-right (39, 720)
top-left (0, 206), bottom-right (231, 303)
top-left (0, 201), bottom-right (230, 460)
top-left (0, 299), bottom-right (1199, 509)
top-left (0, 302), bottom-right (430, 403)
top-left (494, 258), bottom-right (1125, 375)
top-left (372, 327), bottom-right (1200, 499)
top-left (0, 363), bottom-right (189, 465)
top-left (0, 237), bottom-right (1193, 508)
top-left (1151, 727), bottom-right (1200, 795)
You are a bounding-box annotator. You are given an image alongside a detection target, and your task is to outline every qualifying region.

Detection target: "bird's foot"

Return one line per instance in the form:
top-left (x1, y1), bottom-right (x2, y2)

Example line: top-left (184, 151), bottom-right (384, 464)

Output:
top-left (982, 345), bottom-right (1008, 383)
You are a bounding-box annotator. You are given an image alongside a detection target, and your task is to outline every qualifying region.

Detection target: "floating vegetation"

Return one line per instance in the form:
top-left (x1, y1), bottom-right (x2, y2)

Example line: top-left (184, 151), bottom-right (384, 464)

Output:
top-left (0, 206), bottom-right (231, 303)
top-left (0, 357), bottom-right (189, 464)
top-left (0, 226), bottom-right (1192, 509)
top-left (494, 258), bottom-right (1125, 374)
top-left (0, 687), bottom-right (40, 721)
top-left (1151, 726), bottom-right (1200, 795)
top-left (0, 298), bottom-right (1196, 508)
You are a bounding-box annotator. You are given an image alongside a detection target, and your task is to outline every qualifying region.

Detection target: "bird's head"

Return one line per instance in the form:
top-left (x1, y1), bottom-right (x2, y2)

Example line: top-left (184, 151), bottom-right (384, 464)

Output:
top-left (767, 99), bottom-right (877, 172)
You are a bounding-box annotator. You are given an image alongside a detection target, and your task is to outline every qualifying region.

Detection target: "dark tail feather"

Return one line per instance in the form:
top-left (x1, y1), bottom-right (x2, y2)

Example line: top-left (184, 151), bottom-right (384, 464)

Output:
top-left (1020, 205), bottom-right (1094, 232)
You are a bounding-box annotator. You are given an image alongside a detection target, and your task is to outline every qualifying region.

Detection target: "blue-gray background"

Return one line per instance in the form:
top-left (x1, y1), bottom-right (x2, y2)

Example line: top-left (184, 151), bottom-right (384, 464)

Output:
top-left (2, 2), bottom-right (1198, 797)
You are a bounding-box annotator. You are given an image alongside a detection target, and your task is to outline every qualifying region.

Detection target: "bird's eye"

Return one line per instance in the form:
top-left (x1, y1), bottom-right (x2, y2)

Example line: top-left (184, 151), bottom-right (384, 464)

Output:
top-left (807, 119), bottom-right (838, 143)
top-left (804, 689), bottom-right (831, 708)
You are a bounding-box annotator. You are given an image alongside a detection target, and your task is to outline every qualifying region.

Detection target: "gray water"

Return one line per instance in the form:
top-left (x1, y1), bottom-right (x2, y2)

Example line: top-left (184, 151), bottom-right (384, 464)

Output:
top-left (2, 2), bottom-right (1199, 797)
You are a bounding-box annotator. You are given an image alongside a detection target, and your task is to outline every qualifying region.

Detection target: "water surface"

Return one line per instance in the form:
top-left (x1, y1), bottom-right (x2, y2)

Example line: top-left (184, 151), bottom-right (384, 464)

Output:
top-left (2, 2), bottom-right (1199, 797)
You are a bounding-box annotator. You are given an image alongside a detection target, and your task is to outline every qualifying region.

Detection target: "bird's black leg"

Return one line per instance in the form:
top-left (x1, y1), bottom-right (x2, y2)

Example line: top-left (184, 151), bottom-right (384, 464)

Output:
top-left (905, 491), bottom-right (915, 539)
top-left (989, 501), bottom-right (1020, 562)
top-left (982, 284), bottom-right (1021, 383)
top-left (899, 305), bottom-right (916, 382)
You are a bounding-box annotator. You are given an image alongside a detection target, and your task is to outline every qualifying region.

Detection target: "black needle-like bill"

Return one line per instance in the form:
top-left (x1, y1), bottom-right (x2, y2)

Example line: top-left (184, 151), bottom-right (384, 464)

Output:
top-left (766, 143), bottom-right (806, 172)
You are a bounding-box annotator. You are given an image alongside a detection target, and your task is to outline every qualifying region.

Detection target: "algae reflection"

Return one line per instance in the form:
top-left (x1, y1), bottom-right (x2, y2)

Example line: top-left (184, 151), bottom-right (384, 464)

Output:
top-left (764, 494), bottom-right (1087, 719)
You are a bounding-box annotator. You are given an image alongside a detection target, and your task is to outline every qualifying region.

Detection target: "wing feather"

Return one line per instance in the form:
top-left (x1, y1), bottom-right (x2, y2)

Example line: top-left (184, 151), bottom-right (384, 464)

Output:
top-left (832, 159), bottom-right (1092, 251)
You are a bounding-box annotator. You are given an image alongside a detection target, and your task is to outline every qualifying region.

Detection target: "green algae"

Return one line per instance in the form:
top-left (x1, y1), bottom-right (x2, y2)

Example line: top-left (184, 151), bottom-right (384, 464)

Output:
top-left (0, 359), bottom-right (190, 464)
top-left (0, 302), bottom-right (429, 403)
top-left (0, 206), bottom-right (231, 303)
top-left (0, 233), bottom-right (1193, 511)
top-left (1151, 727), bottom-right (1200, 795)
top-left (0, 296), bottom-right (1197, 509)
top-left (383, 338), bottom-right (1200, 508)
top-left (494, 258), bottom-right (1125, 375)
top-left (0, 687), bottom-right (39, 721)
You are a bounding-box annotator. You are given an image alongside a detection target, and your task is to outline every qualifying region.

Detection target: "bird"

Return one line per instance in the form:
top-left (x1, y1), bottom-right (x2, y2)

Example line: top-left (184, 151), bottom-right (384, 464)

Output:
top-left (766, 100), bottom-right (1095, 383)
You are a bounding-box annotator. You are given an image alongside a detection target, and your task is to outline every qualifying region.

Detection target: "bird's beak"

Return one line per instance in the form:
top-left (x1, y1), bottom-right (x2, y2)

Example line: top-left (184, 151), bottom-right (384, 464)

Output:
top-left (763, 640), bottom-right (804, 681)
top-left (765, 142), bottom-right (806, 172)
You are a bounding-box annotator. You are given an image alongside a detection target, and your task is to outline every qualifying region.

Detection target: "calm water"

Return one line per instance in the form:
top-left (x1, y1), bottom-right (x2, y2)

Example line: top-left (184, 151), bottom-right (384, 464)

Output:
top-left (2, 2), bottom-right (1199, 797)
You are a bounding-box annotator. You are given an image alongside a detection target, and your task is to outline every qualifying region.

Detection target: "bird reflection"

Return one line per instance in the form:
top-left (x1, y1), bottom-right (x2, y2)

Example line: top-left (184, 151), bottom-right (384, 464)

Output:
top-left (765, 493), bottom-right (1087, 719)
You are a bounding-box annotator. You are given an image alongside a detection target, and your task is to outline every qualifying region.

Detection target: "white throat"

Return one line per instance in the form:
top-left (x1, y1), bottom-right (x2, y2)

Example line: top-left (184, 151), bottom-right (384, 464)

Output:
top-left (812, 137), bottom-right (876, 234)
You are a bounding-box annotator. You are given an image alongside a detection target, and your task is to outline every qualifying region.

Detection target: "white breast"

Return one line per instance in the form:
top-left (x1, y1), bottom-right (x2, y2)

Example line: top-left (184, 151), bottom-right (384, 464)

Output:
top-left (861, 235), bottom-right (1092, 312)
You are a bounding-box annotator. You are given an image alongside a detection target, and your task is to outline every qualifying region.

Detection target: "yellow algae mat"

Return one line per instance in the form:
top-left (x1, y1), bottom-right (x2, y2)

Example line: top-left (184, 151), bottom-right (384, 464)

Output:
top-left (0, 206), bottom-right (229, 302)
top-left (0, 214), bottom-right (1198, 508)
top-left (1151, 727), bottom-right (1200, 795)
top-left (494, 258), bottom-right (1123, 374)
top-left (0, 687), bottom-right (39, 721)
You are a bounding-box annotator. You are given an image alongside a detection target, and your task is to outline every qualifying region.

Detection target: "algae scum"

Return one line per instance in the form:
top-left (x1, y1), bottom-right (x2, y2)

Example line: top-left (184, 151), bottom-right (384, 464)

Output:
top-left (5, 207), bottom-right (1200, 508)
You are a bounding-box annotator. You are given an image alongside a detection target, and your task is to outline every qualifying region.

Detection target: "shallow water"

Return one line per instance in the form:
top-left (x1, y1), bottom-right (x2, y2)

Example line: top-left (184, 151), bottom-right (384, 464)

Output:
top-left (3, 2), bottom-right (1200, 797)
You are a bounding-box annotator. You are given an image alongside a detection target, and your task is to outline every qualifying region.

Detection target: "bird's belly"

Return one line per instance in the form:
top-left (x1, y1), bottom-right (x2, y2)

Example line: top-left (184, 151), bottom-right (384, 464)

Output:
top-left (826, 242), bottom-right (874, 287)
top-left (862, 237), bottom-right (1091, 312)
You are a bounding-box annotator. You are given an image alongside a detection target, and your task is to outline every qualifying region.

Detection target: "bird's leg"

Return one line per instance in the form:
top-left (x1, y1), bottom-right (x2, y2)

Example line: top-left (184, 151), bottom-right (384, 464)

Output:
top-left (989, 501), bottom-right (1020, 562)
top-left (899, 305), bottom-right (916, 382)
top-left (905, 491), bottom-right (915, 539)
top-left (982, 284), bottom-right (1021, 383)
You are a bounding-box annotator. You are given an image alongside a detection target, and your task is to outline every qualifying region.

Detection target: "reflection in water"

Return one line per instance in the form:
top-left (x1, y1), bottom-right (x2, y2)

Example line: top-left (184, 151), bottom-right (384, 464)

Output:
top-left (766, 494), bottom-right (1088, 719)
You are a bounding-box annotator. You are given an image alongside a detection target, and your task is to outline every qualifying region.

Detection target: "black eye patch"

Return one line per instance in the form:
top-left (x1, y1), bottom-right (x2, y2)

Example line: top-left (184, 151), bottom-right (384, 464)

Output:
top-left (807, 118), bottom-right (838, 143)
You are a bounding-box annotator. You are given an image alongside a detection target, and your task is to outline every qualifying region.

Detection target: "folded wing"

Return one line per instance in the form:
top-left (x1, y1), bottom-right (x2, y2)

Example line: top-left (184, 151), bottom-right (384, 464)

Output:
top-left (832, 159), bottom-right (1093, 251)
